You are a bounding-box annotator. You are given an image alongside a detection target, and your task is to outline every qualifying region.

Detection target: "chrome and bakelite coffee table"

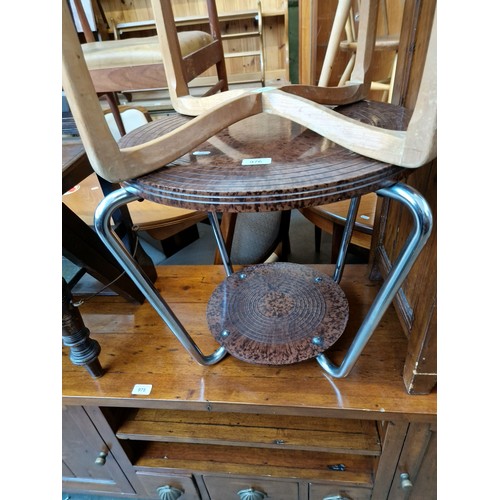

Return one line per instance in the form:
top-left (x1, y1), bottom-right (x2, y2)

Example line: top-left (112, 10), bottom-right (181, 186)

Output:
top-left (94, 100), bottom-right (432, 378)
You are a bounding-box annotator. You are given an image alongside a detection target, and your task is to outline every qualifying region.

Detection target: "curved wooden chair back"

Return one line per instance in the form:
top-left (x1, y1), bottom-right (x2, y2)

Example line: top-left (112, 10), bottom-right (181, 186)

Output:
top-left (62, 0), bottom-right (436, 184)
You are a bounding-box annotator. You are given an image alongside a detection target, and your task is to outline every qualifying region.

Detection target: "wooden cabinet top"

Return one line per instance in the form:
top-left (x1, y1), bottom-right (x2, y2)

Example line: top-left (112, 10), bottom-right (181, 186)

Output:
top-left (62, 264), bottom-right (436, 422)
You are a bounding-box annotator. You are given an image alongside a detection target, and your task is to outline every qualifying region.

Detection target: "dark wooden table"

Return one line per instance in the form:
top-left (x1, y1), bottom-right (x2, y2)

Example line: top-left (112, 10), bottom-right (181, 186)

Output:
top-left (62, 141), bottom-right (156, 304)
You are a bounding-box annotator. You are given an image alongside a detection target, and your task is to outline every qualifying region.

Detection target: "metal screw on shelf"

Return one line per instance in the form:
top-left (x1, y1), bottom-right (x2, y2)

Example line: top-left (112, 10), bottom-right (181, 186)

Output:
top-left (400, 472), bottom-right (413, 490)
top-left (94, 451), bottom-right (107, 466)
top-left (312, 336), bottom-right (324, 346)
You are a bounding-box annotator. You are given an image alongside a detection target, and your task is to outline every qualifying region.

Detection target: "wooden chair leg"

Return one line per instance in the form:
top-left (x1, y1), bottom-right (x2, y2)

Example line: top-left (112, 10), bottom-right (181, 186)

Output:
top-left (275, 210), bottom-right (292, 260)
top-left (331, 223), bottom-right (343, 263)
top-left (62, 278), bottom-right (103, 378)
top-left (314, 226), bottom-right (322, 252)
top-left (213, 213), bottom-right (237, 265)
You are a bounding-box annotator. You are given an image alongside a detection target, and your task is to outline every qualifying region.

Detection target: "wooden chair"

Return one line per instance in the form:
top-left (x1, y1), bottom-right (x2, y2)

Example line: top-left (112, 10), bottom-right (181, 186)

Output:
top-left (106, 106), bottom-right (209, 254)
top-left (64, 105), bottom-right (209, 274)
top-left (299, 193), bottom-right (377, 263)
top-left (299, 1), bottom-right (400, 261)
top-left (69, 0), bottom-right (228, 100)
top-left (151, 0), bottom-right (384, 116)
top-left (339, 0), bottom-right (399, 102)
top-left (319, 0), bottom-right (400, 102)
top-left (62, 0), bottom-right (436, 375)
top-left (64, 170), bottom-right (208, 258)
top-left (66, 0), bottom-right (287, 269)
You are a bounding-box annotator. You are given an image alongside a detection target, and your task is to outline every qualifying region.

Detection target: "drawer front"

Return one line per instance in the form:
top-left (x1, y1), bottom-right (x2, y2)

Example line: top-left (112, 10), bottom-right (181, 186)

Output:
top-left (204, 475), bottom-right (299, 499)
top-left (309, 482), bottom-right (372, 500)
top-left (136, 471), bottom-right (201, 499)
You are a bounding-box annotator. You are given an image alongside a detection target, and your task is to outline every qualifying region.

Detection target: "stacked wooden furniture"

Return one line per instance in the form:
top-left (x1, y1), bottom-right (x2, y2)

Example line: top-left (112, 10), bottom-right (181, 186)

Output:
top-left (72, 0), bottom-right (229, 100)
top-left (111, 3), bottom-right (267, 88)
top-left (62, 265), bottom-right (437, 499)
top-left (77, 0), bottom-right (289, 96)
top-left (299, 0), bottom-right (437, 394)
top-left (62, 1), bottom-right (437, 497)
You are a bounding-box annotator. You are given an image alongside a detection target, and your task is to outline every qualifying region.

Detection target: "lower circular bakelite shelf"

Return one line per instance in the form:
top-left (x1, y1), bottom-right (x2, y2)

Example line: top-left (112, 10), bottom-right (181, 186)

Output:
top-left (206, 262), bottom-right (349, 365)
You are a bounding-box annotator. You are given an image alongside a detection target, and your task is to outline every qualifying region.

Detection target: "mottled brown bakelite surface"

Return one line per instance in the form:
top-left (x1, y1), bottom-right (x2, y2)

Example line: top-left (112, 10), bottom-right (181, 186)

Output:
top-left (206, 263), bottom-right (349, 365)
top-left (118, 101), bottom-right (410, 212)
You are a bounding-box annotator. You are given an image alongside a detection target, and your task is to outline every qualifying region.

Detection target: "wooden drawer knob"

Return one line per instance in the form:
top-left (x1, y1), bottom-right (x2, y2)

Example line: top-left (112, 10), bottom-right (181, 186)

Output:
top-left (237, 488), bottom-right (267, 499)
top-left (157, 485), bottom-right (184, 500)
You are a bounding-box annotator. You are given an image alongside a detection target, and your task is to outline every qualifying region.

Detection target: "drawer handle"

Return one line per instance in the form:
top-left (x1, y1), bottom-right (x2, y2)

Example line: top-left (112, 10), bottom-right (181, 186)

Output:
top-left (400, 472), bottom-right (413, 490)
top-left (237, 487), bottom-right (267, 500)
top-left (94, 451), bottom-right (107, 466)
top-left (323, 496), bottom-right (351, 500)
top-left (157, 485), bottom-right (184, 500)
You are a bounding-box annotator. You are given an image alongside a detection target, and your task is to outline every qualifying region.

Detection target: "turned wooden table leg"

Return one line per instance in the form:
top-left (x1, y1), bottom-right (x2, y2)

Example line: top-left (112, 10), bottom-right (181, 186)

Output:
top-left (62, 278), bottom-right (103, 378)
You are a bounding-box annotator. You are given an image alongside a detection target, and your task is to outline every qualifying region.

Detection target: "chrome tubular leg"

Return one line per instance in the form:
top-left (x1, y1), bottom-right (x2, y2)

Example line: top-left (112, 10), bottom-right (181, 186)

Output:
top-left (94, 188), bottom-right (227, 366)
top-left (333, 196), bottom-right (361, 284)
top-left (208, 210), bottom-right (234, 277)
top-left (317, 182), bottom-right (433, 378)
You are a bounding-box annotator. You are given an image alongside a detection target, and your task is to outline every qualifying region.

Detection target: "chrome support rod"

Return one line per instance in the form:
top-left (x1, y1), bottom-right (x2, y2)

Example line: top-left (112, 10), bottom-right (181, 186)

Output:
top-left (316, 182), bottom-right (433, 378)
top-left (208, 210), bottom-right (234, 277)
top-left (94, 188), bottom-right (227, 366)
top-left (333, 196), bottom-right (361, 284)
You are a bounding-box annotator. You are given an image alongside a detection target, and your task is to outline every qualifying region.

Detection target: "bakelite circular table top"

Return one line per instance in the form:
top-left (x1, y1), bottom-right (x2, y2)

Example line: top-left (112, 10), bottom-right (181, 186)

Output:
top-left (206, 262), bottom-right (349, 365)
top-left (119, 100), bottom-right (410, 213)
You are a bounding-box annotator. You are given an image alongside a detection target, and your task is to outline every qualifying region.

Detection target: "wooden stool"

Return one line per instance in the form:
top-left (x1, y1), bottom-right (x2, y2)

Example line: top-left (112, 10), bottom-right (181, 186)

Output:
top-left (299, 192), bottom-right (377, 262)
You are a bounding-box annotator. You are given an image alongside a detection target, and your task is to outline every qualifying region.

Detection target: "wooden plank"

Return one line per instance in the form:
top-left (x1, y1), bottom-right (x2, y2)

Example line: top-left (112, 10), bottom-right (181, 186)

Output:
top-left (116, 409), bottom-right (382, 454)
top-left (298, 0), bottom-right (317, 84)
top-left (387, 422), bottom-right (436, 499)
top-left (135, 441), bottom-right (375, 485)
top-left (371, 420), bottom-right (409, 499)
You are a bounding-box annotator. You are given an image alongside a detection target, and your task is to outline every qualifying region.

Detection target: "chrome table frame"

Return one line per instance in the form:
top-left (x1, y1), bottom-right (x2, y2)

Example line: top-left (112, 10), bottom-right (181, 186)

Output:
top-left (94, 181), bottom-right (432, 377)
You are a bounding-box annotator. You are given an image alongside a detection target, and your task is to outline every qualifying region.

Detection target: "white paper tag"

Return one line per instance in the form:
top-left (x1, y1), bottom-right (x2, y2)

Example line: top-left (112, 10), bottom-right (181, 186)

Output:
top-left (242, 158), bottom-right (272, 166)
top-left (131, 384), bottom-right (152, 395)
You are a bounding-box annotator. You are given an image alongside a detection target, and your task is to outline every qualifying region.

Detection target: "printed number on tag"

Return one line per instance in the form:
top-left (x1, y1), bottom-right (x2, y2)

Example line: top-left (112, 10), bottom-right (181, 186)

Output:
top-left (131, 384), bottom-right (152, 395)
top-left (242, 158), bottom-right (272, 166)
